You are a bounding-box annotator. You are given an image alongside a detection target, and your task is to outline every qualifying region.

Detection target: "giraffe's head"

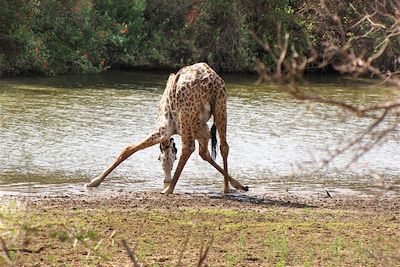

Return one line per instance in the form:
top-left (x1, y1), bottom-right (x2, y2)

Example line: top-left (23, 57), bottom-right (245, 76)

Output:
top-left (158, 138), bottom-right (178, 183)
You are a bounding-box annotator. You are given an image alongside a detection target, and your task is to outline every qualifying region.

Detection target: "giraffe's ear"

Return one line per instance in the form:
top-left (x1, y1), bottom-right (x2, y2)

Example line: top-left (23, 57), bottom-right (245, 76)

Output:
top-left (170, 138), bottom-right (177, 154)
top-left (173, 143), bottom-right (177, 154)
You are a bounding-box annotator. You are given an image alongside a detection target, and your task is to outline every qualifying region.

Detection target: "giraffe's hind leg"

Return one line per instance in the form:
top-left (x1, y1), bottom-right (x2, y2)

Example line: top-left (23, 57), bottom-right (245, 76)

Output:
top-left (196, 126), bottom-right (248, 193)
top-left (214, 93), bottom-right (248, 193)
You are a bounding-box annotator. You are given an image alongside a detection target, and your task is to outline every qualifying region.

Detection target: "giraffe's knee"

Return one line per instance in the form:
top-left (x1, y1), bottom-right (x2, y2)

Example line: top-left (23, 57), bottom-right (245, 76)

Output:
top-left (118, 145), bottom-right (134, 161)
top-left (199, 147), bottom-right (211, 161)
top-left (220, 142), bottom-right (229, 158)
top-left (182, 141), bottom-right (195, 154)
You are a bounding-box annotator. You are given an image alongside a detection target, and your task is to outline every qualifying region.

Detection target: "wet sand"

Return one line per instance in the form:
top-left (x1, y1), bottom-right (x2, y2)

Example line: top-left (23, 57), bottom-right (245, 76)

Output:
top-left (2, 189), bottom-right (400, 212)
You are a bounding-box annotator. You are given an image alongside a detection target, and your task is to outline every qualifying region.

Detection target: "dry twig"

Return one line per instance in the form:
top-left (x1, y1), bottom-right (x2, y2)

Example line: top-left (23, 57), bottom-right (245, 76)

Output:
top-left (122, 239), bottom-right (141, 267)
top-left (196, 236), bottom-right (214, 267)
top-left (0, 237), bottom-right (13, 266)
top-left (175, 228), bottom-right (192, 267)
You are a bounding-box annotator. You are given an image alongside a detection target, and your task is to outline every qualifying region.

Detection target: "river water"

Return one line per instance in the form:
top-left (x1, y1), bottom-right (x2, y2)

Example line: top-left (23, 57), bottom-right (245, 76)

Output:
top-left (1, 71), bottom-right (399, 196)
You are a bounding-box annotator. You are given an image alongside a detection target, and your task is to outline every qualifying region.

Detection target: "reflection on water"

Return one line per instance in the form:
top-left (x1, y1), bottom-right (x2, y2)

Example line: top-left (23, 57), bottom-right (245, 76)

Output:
top-left (1, 71), bottom-right (399, 196)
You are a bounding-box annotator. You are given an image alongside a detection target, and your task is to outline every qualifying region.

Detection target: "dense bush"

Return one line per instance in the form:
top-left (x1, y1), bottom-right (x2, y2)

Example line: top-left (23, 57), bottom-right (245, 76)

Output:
top-left (0, 0), bottom-right (146, 75)
top-left (0, 0), bottom-right (398, 76)
top-left (0, 0), bottom-right (308, 76)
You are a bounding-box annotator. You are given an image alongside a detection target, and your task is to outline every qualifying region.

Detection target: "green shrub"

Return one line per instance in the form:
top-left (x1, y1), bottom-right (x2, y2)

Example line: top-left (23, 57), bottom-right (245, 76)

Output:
top-left (2, 0), bottom-right (396, 76)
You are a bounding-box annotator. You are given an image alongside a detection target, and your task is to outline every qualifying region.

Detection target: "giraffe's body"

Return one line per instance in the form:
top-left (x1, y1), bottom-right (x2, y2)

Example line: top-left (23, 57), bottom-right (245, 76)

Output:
top-left (85, 63), bottom-right (248, 194)
top-left (157, 63), bottom-right (219, 138)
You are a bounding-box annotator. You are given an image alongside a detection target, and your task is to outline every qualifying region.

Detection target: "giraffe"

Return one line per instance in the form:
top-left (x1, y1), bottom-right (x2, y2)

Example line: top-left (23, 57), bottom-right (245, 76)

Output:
top-left (84, 62), bottom-right (249, 194)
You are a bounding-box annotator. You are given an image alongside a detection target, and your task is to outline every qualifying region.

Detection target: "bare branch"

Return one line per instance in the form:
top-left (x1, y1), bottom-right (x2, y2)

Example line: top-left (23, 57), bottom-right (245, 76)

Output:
top-left (175, 228), bottom-right (192, 267)
top-left (196, 236), bottom-right (214, 267)
top-left (0, 237), bottom-right (13, 266)
top-left (122, 240), bottom-right (141, 267)
top-left (322, 110), bottom-right (390, 168)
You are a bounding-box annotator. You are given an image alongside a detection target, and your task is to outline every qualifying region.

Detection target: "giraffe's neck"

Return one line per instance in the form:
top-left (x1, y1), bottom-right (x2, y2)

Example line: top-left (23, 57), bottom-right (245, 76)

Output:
top-left (157, 84), bottom-right (179, 135)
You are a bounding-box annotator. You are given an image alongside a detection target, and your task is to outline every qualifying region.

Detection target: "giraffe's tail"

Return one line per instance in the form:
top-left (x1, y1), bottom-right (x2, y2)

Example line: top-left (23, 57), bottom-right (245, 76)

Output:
top-left (211, 123), bottom-right (217, 160)
top-left (210, 95), bottom-right (218, 160)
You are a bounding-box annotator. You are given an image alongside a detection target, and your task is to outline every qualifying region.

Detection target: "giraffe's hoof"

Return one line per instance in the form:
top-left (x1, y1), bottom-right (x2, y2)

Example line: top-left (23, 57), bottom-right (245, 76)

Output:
top-left (161, 187), bottom-right (174, 195)
top-left (223, 188), bottom-right (235, 194)
top-left (84, 177), bottom-right (102, 188)
top-left (243, 186), bottom-right (249, 192)
top-left (83, 183), bottom-right (93, 189)
top-left (84, 182), bottom-right (97, 188)
top-left (163, 181), bottom-right (171, 187)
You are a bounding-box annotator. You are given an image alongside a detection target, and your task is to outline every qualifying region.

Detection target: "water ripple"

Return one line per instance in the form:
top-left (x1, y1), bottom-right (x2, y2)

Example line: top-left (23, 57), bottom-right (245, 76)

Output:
top-left (1, 72), bottom-right (399, 195)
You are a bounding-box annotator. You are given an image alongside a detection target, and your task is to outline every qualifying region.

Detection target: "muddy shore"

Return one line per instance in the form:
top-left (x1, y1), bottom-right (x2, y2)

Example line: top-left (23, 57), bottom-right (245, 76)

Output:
top-left (2, 189), bottom-right (400, 213)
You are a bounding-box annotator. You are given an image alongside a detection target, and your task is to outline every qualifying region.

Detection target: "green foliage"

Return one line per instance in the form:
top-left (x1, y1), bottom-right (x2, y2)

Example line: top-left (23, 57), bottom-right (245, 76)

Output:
top-left (1, 0), bottom-right (397, 76)
top-left (0, 0), bottom-right (310, 76)
top-left (0, 0), bottom-right (146, 75)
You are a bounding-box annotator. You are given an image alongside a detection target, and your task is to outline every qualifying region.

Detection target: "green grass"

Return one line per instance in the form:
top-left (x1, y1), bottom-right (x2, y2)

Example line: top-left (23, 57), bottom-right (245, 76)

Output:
top-left (0, 197), bottom-right (399, 266)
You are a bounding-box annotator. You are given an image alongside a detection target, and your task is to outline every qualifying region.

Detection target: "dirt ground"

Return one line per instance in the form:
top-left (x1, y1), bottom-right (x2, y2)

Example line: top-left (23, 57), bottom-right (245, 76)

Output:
top-left (1, 190), bottom-right (400, 266)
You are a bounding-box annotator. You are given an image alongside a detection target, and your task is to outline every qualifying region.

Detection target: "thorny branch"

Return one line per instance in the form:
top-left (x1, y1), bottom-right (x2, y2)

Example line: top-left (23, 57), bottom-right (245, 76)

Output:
top-left (254, 0), bottom-right (400, 192)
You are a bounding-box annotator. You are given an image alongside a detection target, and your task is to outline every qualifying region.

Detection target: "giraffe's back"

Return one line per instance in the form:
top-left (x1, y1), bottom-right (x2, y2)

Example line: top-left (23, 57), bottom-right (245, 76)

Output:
top-left (157, 63), bottom-right (227, 135)
top-left (173, 63), bottom-right (226, 113)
